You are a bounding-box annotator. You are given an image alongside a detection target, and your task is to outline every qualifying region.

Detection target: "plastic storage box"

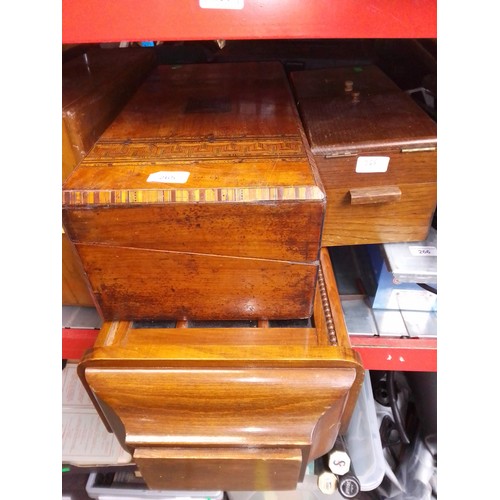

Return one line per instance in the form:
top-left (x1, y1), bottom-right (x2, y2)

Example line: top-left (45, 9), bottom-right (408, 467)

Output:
top-left (85, 471), bottom-right (223, 499)
top-left (367, 227), bottom-right (437, 312)
top-left (344, 370), bottom-right (385, 491)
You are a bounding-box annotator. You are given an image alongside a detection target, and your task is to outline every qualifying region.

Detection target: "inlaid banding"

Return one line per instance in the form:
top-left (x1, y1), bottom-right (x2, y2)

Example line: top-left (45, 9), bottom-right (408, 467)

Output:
top-left (84, 136), bottom-right (306, 163)
top-left (63, 185), bottom-right (324, 206)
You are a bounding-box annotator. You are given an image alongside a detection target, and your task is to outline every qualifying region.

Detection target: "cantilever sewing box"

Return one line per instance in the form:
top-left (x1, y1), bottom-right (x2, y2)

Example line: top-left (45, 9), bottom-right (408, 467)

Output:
top-left (77, 249), bottom-right (364, 491)
top-left (62, 61), bottom-right (326, 321)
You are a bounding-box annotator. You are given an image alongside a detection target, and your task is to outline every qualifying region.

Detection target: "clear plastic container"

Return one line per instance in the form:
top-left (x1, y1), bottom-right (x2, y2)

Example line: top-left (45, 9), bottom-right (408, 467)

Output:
top-left (85, 471), bottom-right (224, 499)
top-left (344, 370), bottom-right (385, 491)
top-left (227, 370), bottom-right (385, 499)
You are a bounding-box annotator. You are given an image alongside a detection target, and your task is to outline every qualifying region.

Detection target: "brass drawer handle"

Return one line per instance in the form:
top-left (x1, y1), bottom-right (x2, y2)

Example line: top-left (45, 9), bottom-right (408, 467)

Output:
top-left (349, 185), bottom-right (401, 205)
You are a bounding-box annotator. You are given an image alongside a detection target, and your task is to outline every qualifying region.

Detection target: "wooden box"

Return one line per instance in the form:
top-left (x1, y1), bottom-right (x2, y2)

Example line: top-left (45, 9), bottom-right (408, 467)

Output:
top-left (62, 46), bottom-right (157, 306)
top-left (77, 249), bottom-right (364, 491)
top-left (62, 62), bottom-right (326, 321)
top-left (62, 46), bottom-right (157, 182)
top-left (290, 65), bottom-right (437, 246)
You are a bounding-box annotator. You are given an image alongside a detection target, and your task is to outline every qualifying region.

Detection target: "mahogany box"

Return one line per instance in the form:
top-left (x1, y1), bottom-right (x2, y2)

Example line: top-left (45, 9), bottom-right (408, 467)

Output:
top-left (62, 46), bottom-right (157, 182)
top-left (62, 61), bottom-right (326, 321)
top-left (290, 65), bottom-right (437, 246)
top-left (62, 46), bottom-right (157, 306)
top-left (77, 249), bottom-right (364, 491)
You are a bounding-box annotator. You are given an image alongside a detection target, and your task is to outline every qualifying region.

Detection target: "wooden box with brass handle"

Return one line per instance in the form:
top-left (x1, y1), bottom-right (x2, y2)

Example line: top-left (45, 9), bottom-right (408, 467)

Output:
top-left (289, 64), bottom-right (437, 246)
top-left (62, 61), bottom-right (326, 321)
top-left (77, 249), bottom-right (364, 491)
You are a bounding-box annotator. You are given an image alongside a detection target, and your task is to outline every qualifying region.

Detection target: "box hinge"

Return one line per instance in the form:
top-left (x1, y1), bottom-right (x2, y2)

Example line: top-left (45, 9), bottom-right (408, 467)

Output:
top-left (401, 146), bottom-right (437, 153)
top-left (324, 152), bottom-right (356, 159)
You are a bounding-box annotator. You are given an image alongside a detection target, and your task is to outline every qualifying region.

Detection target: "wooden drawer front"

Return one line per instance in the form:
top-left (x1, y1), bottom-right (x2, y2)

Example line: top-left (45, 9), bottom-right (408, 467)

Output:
top-left (315, 150), bottom-right (437, 187)
top-left (75, 244), bottom-right (318, 320)
top-left (62, 201), bottom-right (324, 263)
top-left (321, 182), bottom-right (436, 246)
top-left (315, 150), bottom-right (436, 245)
top-left (85, 367), bottom-right (355, 450)
top-left (134, 447), bottom-right (302, 491)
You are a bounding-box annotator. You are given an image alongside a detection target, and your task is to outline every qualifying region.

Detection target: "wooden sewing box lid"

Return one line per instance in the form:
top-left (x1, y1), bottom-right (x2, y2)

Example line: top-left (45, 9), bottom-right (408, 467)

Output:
top-left (290, 64), bottom-right (437, 156)
top-left (63, 61), bottom-right (325, 207)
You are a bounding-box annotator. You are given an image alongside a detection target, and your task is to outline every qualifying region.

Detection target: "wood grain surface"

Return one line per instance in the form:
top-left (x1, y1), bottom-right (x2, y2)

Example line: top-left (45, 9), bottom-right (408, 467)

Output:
top-left (63, 61), bottom-right (325, 320)
top-left (74, 243), bottom-right (318, 321)
top-left (63, 201), bottom-right (324, 262)
top-left (62, 46), bottom-right (157, 305)
top-left (134, 447), bottom-right (303, 491)
top-left (62, 46), bottom-right (157, 181)
top-left (62, 233), bottom-right (94, 307)
top-left (290, 65), bottom-right (437, 156)
top-left (77, 251), bottom-right (364, 490)
top-left (290, 64), bottom-right (437, 245)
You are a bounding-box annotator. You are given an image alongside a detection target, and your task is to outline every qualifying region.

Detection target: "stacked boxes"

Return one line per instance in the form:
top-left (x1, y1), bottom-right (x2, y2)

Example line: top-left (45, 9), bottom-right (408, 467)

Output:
top-left (63, 62), bottom-right (325, 321)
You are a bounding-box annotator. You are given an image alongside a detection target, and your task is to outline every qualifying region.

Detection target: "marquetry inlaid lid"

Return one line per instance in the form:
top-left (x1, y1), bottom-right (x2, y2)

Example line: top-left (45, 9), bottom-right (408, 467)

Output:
top-left (63, 62), bottom-right (325, 207)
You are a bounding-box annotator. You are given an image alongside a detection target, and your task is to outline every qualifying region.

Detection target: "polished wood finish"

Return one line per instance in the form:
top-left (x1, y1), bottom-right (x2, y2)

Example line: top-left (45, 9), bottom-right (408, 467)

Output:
top-left (86, 366), bottom-right (355, 450)
top-left (63, 62), bottom-right (326, 320)
top-left (315, 154), bottom-right (437, 245)
top-left (290, 65), bottom-right (436, 155)
top-left (62, 199), bottom-right (323, 263)
top-left (62, 46), bottom-right (157, 181)
top-left (134, 448), bottom-right (303, 491)
top-left (74, 244), bottom-right (318, 321)
top-left (78, 250), bottom-right (364, 491)
top-left (349, 185), bottom-right (402, 205)
top-left (62, 231), bottom-right (94, 307)
top-left (62, 46), bottom-right (157, 306)
top-left (290, 64), bottom-right (437, 246)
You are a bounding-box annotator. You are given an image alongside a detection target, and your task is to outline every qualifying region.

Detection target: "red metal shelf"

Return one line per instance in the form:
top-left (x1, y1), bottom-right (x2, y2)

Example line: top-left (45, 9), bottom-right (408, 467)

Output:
top-left (350, 335), bottom-right (437, 372)
top-left (62, 0), bottom-right (436, 44)
top-left (62, 328), bottom-right (99, 361)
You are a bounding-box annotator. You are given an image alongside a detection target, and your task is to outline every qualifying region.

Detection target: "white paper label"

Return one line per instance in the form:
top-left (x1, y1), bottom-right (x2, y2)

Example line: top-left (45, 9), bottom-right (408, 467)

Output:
top-left (409, 246), bottom-right (437, 257)
top-left (356, 156), bottom-right (390, 173)
top-left (147, 171), bottom-right (190, 184)
top-left (200, 0), bottom-right (244, 9)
